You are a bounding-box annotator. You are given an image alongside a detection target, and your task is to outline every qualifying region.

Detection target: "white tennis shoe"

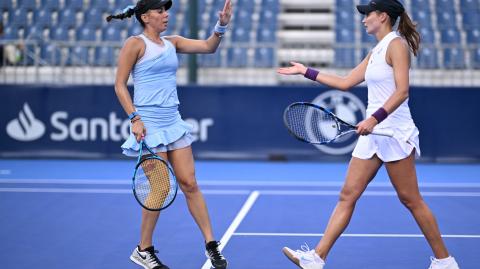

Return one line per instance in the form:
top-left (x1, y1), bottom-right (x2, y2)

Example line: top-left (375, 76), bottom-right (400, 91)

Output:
top-left (282, 244), bottom-right (325, 269)
top-left (130, 246), bottom-right (169, 269)
top-left (428, 256), bottom-right (460, 269)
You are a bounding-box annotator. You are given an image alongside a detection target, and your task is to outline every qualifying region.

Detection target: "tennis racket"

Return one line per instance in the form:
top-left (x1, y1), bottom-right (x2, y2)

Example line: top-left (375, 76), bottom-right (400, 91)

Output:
top-left (283, 102), bottom-right (394, 145)
top-left (132, 139), bottom-right (178, 211)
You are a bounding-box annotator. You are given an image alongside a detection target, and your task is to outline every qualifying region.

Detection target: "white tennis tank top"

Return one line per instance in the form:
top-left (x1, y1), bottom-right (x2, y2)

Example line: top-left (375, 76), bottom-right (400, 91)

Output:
top-left (364, 31), bottom-right (414, 129)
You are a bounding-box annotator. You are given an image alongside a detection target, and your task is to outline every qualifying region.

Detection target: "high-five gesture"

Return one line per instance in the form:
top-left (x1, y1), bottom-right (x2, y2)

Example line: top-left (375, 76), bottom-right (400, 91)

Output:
top-left (277, 61), bottom-right (308, 76)
top-left (218, 0), bottom-right (233, 26)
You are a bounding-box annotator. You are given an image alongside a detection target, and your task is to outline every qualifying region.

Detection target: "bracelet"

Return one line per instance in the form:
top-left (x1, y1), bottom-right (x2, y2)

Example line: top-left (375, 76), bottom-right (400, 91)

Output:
top-left (214, 21), bottom-right (228, 37)
top-left (371, 107), bottom-right (388, 123)
top-left (128, 111), bottom-right (138, 120)
top-left (304, 67), bottom-right (319, 81)
top-left (131, 116), bottom-right (141, 123)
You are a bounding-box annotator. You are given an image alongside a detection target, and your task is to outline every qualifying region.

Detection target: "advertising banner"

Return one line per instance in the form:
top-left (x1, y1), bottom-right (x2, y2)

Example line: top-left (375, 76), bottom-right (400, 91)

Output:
top-left (1, 85), bottom-right (479, 161)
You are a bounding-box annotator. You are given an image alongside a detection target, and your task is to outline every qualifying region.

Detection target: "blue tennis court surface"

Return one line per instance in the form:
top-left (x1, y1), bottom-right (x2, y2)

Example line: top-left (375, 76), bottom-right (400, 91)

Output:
top-left (1, 160), bottom-right (479, 268)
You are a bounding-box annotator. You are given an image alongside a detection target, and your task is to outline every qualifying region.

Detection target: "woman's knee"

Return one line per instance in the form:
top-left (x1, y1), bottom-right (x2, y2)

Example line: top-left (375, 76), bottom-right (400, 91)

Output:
top-left (339, 186), bottom-right (362, 204)
top-left (178, 176), bottom-right (199, 194)
top-left (397, 192), bottom-right (423, 209)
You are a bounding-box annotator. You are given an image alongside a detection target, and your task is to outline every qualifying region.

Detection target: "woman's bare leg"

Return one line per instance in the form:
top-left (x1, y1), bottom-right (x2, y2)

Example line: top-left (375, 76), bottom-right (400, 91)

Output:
top-left (168, 146), bottom-right (215, 242)
top-left (315, 156), bottom-right (383, 260)
top-left (385, 151), bottom-right (449, 258)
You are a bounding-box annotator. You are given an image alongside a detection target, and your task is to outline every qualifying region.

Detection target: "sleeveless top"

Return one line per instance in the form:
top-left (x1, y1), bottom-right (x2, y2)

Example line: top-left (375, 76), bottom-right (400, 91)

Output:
top-left (131, 34), bottom-right (179, 107)
top-left (364, 31), bottom-right (415, 129)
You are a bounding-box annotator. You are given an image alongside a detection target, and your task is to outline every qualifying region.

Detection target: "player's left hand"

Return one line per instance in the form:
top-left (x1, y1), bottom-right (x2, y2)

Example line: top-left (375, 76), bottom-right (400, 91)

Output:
top-left (218, 0), bottom-right (233, 26)
top-left (356, 117), bottom-right (378, 135)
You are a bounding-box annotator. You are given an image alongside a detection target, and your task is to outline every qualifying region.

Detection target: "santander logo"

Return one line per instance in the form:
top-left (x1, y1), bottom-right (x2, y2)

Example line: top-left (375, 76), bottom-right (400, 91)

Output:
top-left (6, 103), bottom-right (46, 142)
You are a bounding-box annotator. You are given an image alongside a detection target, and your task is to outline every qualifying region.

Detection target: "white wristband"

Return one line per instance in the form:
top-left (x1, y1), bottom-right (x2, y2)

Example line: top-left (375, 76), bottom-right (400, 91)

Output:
top-left (214, 21), bottom-right (228, 34)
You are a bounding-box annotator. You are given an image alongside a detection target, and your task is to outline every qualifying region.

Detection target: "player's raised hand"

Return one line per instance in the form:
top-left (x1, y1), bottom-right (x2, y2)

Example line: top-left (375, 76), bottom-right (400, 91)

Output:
top-left (277, 62), bottom-right (308, 76)
top-left (218, 0), bottom-right (232, 26)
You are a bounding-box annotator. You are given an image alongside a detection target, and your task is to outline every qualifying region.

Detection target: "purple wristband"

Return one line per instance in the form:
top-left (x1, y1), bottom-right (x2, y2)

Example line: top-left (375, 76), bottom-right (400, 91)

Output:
top-left (304, 67), bottom-right (319, 81)
top-left (371, 107), bottom-right (388, 123)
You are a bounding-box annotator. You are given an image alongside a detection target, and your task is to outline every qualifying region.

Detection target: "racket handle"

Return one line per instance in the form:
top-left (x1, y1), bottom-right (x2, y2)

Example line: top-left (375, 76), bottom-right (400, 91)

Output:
top-left (372, 129), bottom-right (394, 137)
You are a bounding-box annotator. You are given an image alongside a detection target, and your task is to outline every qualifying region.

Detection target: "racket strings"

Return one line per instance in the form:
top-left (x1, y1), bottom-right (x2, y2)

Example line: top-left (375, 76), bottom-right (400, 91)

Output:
top-left (285, 105), bottom-right (339, 143)
top-left (135, 158), bottom-right (176, 210)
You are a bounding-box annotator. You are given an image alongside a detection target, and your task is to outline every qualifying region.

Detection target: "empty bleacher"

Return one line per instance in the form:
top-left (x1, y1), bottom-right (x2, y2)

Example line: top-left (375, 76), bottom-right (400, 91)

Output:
top-left (0, 0), bottom-right (479, 85)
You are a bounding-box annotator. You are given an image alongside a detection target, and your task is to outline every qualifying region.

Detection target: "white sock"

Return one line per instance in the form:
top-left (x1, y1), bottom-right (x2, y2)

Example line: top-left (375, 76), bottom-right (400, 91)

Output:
top-left (434, 256), bottom-right (453, 265)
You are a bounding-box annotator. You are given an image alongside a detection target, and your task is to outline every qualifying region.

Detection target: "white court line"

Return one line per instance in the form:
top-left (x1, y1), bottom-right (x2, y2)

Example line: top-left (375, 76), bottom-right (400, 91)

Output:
top-left (233, 232), bottom-right (480, 239)
top-left (200, 191), bottom-right (260, 269)
top-left (1, 188), bottom-right (480, 197)
top-left (0, 188), bottom-right (251, 195)
top-left (2, 179), bottom-right (480, 188)
top-left (259, 190), bottom-right (480, 197)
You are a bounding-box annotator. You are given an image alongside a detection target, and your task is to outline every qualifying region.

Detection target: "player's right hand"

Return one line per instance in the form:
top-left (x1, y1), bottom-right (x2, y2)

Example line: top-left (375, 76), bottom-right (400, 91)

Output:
top-left (132, 120), bottom-right (146, 142)
top-left (277, 62), bottom-right (308, 76)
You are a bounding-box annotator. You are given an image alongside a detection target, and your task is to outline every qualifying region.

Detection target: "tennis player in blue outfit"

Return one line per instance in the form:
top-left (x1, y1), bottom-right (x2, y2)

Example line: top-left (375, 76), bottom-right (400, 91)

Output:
top-left (108, 0), bottom-right (232, 268)
top-left (277, 0), bottom-right (460, 269)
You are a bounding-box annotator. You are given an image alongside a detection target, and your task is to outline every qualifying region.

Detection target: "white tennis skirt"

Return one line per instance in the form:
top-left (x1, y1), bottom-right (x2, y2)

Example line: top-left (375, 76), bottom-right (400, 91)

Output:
top-left (352, 126), bottom-right (421, 162)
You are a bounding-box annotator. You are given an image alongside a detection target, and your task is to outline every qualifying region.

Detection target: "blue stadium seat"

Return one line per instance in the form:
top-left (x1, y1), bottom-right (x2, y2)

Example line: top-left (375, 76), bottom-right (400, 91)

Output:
top-left (257, 28), bottom-right (276, 43)
top-left (59, 8), bottom-right (78, 28)
top-left (95, 47), bottom-right (116, 66)
top-left (259, 9), bottom-right (277, 27)
top-left (85, 8), bottom-right (104, 27)
top-left (10, 8), bottom-right (28, 27)
top-left (411, 0), bottom-right (430, 9)
top-left (128, 24), bottom-right (144, 36)
top-left (65, 0), bottom-right (85, 11)
top-left (418, 27), bottom-right (435, 44)
top-left (436, 0), bottom-right (454, 10)
top-left (417, 47), bottom-right (438, 69)
top-left (102, 26), bottom-right (123, 41)
top-left (460, 0), bottom-right (479, 12)
top-left (466, 29), bottom-right (480, 44)
top-left (42, 0), bottom-right (60, 11)
top-left (443, 48), bottom-right (465, 69)
top-left (471, 48), bottom-right (480, 69)
top-left (40, 44), bottom-right (62, 65)
top-left (462, 11), bottom-right (480, 30)
top-left (77, 27), bottom-right (97, 41)
top-left (0, 0), bottom-right (12, 9)
top-left (232, 27), bottom-right (250, 43)
top-left (336, 10), bottom-right (354, 29)
top-left (198, 51), bottom-right (222, 67)
top-left (262, 0), bottom-right (279, 11)
top-left (51, 25), bottom-right (70, 41)
top-left (19, 0), bottom-right (37, 10)
top-left (334, 48), bottom-right (355, 68)
top-left (436, 11), bottom-right (457, 29)
top-left (440, 28), bottom-right (461, 44)
top-left (227, 47), bottom-right (248, 67)
top-left (235, 9), bottom-right (253, 29)
top-left (412, 10), bottom-right (431, 28)
top-left (237, 0), bottom-right (255, 11)
top-left (3, 25), bottom-right (21, 40)
top-left (69, 46), bottom-right (90, 66)
top-left (254, 47), bottom-right (274, 67)
top-left (34, 8), bottom-right (53, 28)
top-left (25, 25), bottom-right (45, 41)
top-left (336, 27), bottom-right (355, 43)
top-left (115, 0), bottom-right (134, 8)
top-left (337, 0), bottom-right (354, 8)
top-left (90, 0), bottom-right (112, 12)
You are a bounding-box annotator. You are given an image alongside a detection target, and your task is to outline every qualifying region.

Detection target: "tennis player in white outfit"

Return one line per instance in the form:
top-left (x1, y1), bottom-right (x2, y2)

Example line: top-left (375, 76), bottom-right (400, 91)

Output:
top-left (277, 0), bottom-right (460, 268)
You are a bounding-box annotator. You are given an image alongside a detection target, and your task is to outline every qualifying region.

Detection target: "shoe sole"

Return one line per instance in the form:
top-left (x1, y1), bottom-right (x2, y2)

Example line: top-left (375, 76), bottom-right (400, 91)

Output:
top-left (282, 247), bottom-right (303, 269)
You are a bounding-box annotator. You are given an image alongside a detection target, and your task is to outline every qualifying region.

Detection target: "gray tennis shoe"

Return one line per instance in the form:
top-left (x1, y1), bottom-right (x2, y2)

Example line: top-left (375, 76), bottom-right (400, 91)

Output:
top-left (130, 246), bottom-right (169, 269)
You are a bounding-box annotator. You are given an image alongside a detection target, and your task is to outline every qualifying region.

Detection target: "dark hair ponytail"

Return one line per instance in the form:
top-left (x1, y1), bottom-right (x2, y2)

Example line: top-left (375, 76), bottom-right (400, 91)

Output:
top-left (106, 6), bottom-right (135, 22)
top-left (397, 12), bottom-right (421, 56)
